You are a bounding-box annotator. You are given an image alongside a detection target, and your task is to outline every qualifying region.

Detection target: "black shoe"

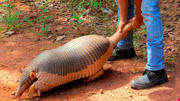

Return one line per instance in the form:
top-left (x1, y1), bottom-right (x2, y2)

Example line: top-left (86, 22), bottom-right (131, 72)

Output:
top-left (108, 47), bottom-right (136, 61)
top-left (130, 69), bottom-right (168, 89)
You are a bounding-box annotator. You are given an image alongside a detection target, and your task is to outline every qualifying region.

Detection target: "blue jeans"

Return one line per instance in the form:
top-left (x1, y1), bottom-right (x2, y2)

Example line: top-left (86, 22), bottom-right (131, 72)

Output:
top-left (115, 0), bottom-right (134, 50)
top-left (116, 0), bottom-right (165, 71)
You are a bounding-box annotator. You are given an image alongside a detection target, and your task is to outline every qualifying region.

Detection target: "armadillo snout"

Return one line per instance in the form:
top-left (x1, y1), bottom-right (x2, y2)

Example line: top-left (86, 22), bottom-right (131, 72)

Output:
top-left (16, 67), bottom-right (37, 97)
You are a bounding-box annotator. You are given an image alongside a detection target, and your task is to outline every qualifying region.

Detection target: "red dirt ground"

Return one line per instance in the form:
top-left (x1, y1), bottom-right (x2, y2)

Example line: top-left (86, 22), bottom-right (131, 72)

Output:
top-left (0, 32), bottom-right (180, 101)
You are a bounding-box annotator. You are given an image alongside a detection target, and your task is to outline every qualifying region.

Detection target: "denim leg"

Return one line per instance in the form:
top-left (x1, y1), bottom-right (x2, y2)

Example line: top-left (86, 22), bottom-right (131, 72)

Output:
top-left (141, 0), bottom-right (165, 71)
top-left (115, 0), bottom-right (134, 50)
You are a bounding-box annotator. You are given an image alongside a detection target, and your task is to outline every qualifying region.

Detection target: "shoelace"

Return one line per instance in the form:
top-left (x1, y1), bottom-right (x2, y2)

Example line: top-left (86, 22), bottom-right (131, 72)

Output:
top-left (143, 70), bottom-right (150, 75)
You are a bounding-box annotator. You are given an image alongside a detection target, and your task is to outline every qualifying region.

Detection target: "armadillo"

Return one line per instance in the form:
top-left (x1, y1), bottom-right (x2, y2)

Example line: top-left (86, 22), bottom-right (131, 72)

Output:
top-left (14, 23), bottom-right (132, 99)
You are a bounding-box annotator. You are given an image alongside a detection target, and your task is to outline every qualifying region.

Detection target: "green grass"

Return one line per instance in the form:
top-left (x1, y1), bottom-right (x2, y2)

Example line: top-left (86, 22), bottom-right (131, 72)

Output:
top-left (0, 0), bottom-right (33, 34)
top-left (41, 46), bottom-right (46, 51)
top-left (36, 0), bottom-right (53, 34)
top-left (0, 0), bottom-right (116, 36)
top-left (0, 0), bottom-right (145, 41)
top-left (133, 24), bottom-right (146, 47)
top-left (70, 11), bottom-right (85, 35)
top-left (2, 1), bottom-right (21, 31)
top-left (167, 56), bottom-right (175, 63)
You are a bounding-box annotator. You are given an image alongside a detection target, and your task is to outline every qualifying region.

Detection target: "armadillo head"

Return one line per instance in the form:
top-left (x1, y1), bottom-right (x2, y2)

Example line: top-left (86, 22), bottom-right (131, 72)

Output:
top-left (15, 67), bottom-right (37, 98)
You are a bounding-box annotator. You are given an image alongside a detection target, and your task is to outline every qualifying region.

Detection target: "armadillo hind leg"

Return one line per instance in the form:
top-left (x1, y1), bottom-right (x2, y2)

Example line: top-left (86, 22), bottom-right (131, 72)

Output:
top-left (84, 69), bottom-right (104, 82)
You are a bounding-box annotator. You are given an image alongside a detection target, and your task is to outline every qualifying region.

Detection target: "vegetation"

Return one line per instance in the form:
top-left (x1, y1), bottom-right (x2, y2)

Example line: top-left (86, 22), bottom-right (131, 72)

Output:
top-left (1, 1), bottom-right (21, 32)
top-left (0, 0), bottom-right (178, 64)
top-left (36, 0), bottom-right (53, 34)
top-left (0, 0), bottom-right (147, 54)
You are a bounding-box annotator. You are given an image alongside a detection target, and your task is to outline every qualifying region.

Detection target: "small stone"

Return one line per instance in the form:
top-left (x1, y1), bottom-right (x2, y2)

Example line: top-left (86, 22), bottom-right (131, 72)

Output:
top-left (57, 99), bottom-right (61, 101)
top-left (11, 91), bottom-right (16, 95)
top-left (124, 86), bottom-right (128, 89)
top-left (35, 97), bottom-right (40, 101)
top-left (59, 27), bottom-right (63, 30)
top-left (99, 89), bottom-right (104, 94)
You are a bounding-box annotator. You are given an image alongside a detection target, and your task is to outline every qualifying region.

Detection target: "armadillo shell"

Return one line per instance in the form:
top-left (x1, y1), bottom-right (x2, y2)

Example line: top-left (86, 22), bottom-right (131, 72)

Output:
top-left (29, 35), bottom-right (113, 90)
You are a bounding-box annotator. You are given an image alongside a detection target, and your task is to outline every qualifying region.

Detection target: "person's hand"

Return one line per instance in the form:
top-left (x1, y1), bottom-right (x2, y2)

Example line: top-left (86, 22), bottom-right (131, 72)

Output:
top-left (130, 16), bottom-right (143, 30)
top-left (117, 21), bottom-right (127, 32)
top-left (122, 16), bottom-right (143, 34)
top-left (117, 21), bottom-right (129, 37)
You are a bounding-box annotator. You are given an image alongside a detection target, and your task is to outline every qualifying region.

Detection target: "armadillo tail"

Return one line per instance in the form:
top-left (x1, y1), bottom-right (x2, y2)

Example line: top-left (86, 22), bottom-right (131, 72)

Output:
top-left (108, 31), bottom-right (124, 47)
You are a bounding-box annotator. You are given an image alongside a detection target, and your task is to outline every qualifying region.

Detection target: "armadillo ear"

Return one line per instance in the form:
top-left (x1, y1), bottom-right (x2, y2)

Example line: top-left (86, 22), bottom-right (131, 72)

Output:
top-left (30, 72), bottom-right (36, 79)
top-left (19, 67), bottom-right (24, 73)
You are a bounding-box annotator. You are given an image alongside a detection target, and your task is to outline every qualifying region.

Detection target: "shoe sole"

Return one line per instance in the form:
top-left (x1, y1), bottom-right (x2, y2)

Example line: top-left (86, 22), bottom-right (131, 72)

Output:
top-left (130, 75), bottom-right (168, 90)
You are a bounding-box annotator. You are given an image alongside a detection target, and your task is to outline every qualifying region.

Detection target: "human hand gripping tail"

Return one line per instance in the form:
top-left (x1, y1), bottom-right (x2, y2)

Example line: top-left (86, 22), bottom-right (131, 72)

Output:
top-left (120, 16), bottom-right (143, 37)
top-left (117, 21), bottom-right (129, 38)
top-left (117, 0), bottom-right (143, 38)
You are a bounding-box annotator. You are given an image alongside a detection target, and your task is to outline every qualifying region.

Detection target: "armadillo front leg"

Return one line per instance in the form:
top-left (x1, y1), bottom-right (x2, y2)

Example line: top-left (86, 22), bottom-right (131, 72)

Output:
top-left (28, 81), bottom-right (49, 99)
top-left (29, 84), bottom-right (38, 99)
top-left (84, 69), bottom-right (104, 82)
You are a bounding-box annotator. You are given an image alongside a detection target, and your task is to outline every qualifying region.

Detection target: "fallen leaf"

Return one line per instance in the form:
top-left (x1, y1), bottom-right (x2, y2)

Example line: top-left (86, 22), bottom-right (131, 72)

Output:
top-left (45, 35), bottom-right (53, 39)
top-left (129, 68), bottom-right (136, 74)
top-left (3, 31), bottom-right (15, 36)
top-left (56, 35), bottom-right (65, 41)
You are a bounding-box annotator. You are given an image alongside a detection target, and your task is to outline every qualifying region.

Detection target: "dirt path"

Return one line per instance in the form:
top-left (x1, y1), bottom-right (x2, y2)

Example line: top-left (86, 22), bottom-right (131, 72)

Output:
top-left (0, 33), bottom-right (179, 101)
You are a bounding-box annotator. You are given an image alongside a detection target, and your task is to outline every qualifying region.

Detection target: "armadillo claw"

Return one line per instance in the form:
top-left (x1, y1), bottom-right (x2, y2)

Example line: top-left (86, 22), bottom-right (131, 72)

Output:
top-left (28, 85), bottom-right (36, 99)
top-left (11, 91), bottom-right (18, 99)
top-left (84, 69), bottom-right (104, 82)
top-left (11, 91), bottom-right (16, 95)
top-left (37, 89), bottom-right (41, 97)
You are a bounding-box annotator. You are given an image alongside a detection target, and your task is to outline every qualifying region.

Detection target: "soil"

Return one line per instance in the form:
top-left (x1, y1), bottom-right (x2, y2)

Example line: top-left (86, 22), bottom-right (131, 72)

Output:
top-left (0, 0), bottom-right (180, 101)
